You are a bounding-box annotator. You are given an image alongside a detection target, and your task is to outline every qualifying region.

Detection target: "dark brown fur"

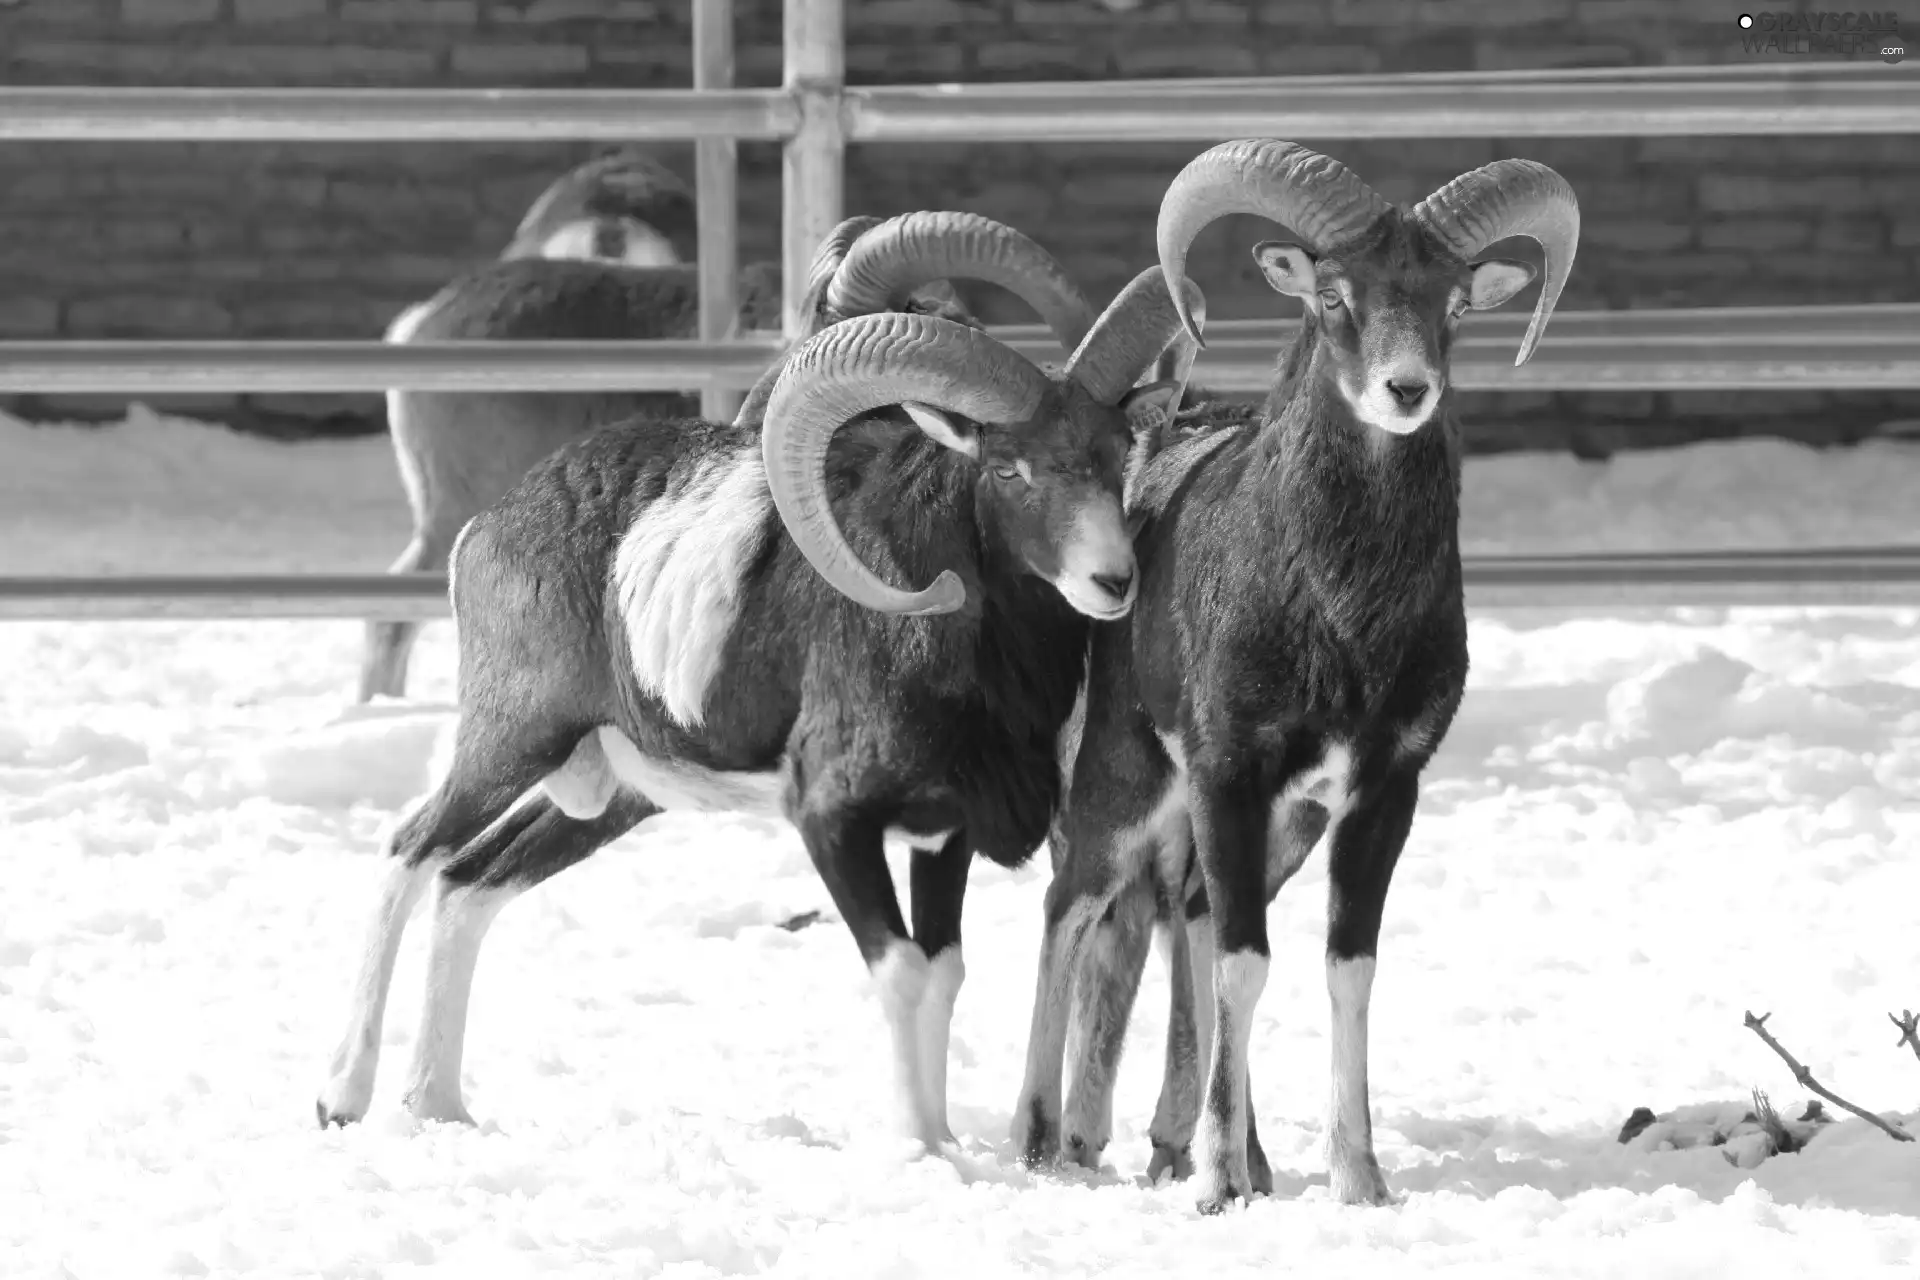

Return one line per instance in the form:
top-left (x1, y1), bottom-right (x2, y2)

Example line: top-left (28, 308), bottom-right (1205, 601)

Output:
top-left (1016, 211), bottom-right (1544, 1211)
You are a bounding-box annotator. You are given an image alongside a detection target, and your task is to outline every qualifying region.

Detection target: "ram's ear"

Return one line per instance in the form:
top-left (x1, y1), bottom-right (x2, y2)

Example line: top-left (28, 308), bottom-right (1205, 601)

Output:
top-left (902, 402), bottom-right (980, 459)
top-left (1468, 258), bottom-right (1537, 310)
top-left (1252, 241), bottom-right (1318, 300)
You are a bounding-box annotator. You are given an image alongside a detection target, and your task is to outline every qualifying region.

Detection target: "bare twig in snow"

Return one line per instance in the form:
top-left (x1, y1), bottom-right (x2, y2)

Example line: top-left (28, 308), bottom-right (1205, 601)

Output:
top-left (1743, 1011), bottom-right (1914, 1143)
top-left (1749, 1089), bottom-right (1808, 1155)
top-left (1890, 1010), bottom-right (1920, 1066)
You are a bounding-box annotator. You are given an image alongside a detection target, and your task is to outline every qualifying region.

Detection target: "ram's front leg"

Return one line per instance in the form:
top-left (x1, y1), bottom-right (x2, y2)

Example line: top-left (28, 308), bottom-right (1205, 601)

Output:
top-left (908, 832), bottom-right (972, 1147)
top-left (1322, 766), bottom-right (1419, 1206)
top-left (1187, 763), bottom-right (1273, 1215)
top-left (801, 805), bottom-right (943, 1152)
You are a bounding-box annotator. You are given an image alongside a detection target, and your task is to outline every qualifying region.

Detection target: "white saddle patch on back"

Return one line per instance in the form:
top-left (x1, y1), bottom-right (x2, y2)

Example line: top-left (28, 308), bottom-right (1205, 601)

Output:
top-left (538, 217), bottom-right (680, 267)
top-left (611, 440), bottom-right (774, 728)
top-left (384, 297), bottom-right (437, 346)
top-left (381, 293), bottom-right (450, 509)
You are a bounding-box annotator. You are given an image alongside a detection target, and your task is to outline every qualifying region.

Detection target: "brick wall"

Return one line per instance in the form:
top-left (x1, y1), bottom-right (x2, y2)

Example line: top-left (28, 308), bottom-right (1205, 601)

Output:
top-left (0, 0), bottom-right (1915, 453)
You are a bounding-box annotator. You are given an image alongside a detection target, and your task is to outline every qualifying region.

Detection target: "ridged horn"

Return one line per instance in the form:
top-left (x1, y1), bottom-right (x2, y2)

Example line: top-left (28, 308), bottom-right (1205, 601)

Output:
top-left (763, 311), bottom-right (1055, 616)
top-left (801, 215), bottom-right (889, 335)
top-left (1410, 160), bottom-right (1581, 366)
top-left (1062, 266), bottom-right (1209, 406)
top-left (826, 211), bottom-right (1098, 354)
top-left (1157, 139), bottom-right (1392, 346)
top-left (730, 216), bottom-right (894, 427)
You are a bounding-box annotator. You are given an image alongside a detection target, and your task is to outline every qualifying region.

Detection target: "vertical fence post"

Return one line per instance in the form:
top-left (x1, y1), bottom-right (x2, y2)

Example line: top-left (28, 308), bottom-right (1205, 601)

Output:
top-left (782, 0), bottom-right (845, 340)
top-left (694, 0), bottom-right (741, 423)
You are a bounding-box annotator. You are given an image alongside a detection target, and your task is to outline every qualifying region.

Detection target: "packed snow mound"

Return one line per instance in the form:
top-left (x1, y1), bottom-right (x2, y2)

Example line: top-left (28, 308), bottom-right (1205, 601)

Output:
top-left (3, 608), bottom-right (1917, 1276)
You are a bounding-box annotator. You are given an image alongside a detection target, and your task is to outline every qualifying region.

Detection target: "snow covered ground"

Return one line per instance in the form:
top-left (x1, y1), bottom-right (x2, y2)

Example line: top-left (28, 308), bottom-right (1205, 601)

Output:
top-left (1, 406), bottom-right (1917, 1278)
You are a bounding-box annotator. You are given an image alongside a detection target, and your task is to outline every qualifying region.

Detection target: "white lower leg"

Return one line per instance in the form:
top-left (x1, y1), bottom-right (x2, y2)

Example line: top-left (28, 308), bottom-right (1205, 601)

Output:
top-left (1148, 917), bottom-right (1206, 1154)
top-left (1062, 891), bottom-right (1150, 1162)
top-left (1194, 948), bottom-right (1267, 1210)
top-left (915, 946), bottom-right (965, 1145)
top-left (1187, 922), bottom-right (1217, 1072)
top-left (1326, 953), bottom-right (1392, 1204)
top-left (318, 856), bottom-right (434, 1122)
top-left (398, 879), bottom-right (512, 1124)
top-left (870, 938), bottom-right (937, 1150)
top-left (1011, 896), bottom-right (1103, 1159)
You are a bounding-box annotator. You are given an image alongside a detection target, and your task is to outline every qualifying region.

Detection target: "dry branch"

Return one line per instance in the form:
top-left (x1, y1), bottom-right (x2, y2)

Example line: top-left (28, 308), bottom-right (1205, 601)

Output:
top-left (1743, 1010), bottom-right (1914, 1143)
top-left (1890, 1009), bottom-right (1920, 1066)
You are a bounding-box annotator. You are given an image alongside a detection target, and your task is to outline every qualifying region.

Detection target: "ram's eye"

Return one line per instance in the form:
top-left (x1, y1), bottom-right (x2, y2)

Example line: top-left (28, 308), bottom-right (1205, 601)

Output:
top-left (1319, 289), bottom-right (1344, 311)
top-left (994, 461), bottom-right (1030, 484)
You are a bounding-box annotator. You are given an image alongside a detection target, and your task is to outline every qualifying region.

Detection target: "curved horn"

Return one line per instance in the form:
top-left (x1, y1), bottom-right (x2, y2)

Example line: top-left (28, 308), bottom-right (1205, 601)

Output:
top-left (801, 215), bottom-right (889, 332)
top-left (730, 216), bottom-right (894, 428)
top-left (1410, 160), bottom-right (1580, 366)
top-left (1062, 266), bottom-right (1209, 406)
top-left (763, 311), bottom-right (1055, 616)
top-left (826, 211), bottom-right (1098, 354)
top-left (1157, 139), bottom-right (1392, 346)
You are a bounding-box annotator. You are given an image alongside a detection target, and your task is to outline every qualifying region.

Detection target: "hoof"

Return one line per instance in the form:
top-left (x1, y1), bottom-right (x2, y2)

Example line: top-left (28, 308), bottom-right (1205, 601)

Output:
top-left (1248, 1143), bottom-right (1274, 1197)
top-left (1329, 1159), bottom-right (1396, 1207)
top-left (1010, 1098), bottom-right (1058, 1169)
top-left (399, 1088), bottom-right (476, 1127)
top-left (912, 1124), bottom-right (957, 1156)
top-left (315, 1073), bottom-right (370, 1129)
top-left (1146, 1141), bottom-right (1194, 1183)
top-left (1195, 1185), bottom-right (1246, 1216)
top-left (1193, 1162), bottom-right (1251, 1215)
top-left (1063, 1132), bottom-right (1105, 1171)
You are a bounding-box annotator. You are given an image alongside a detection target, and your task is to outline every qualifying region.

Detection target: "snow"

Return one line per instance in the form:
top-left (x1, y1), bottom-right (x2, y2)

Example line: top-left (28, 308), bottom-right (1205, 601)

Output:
top-left (1, 404), bottom-right (1917, 1278)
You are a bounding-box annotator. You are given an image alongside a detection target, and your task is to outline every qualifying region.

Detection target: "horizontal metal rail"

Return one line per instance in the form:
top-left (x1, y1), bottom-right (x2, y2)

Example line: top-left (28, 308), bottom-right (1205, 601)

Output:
top-left (1461, 548), bottom-right (1920, 609)
top-left (3, 550), bottom-right (1918, 621)
top-left (3, 305), bottom-right (1913, 393)
top-left (0, 337), bottom-right (787, 394)
top-left (849, 65), bottom-right (1920, 141)
top-left (999, 303), bottom-right (1920, 345)
top-left (0, 87), bottom-right (798, 142)
top-left (0, 65), bottom-right (1910, 142)
top-left (1001, 303), bottom-right (1920, 392)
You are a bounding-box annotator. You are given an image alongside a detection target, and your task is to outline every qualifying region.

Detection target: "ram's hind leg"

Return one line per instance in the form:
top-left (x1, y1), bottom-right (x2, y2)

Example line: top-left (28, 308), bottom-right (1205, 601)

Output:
top-left (399, 785), bottom-right (655, 1124)
top-left (316, 710), bottom-right (628, 1127)
top-left (1144, 881), bottom-right (1272, 1193)
top-left (1153, 799), bottom-right (1324, 1193)
top-left (317, 720), bottom-right (558, 1127)
top-left (358, 527), bottom-right (454, 704)
top-left (316, 802), bottom-right (439, 1127)
top-left (1059, 866), bottom-right (1155, 1170)
top-left (1011, 722), bottom-right (1173, 1169)
top-left (1145, 877), bottom-right (1204, 1183)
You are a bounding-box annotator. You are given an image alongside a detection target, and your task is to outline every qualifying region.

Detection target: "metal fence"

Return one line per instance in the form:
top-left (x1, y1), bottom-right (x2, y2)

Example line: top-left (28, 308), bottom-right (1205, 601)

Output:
top-left (2, 0), bottom-right (1917, 618)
